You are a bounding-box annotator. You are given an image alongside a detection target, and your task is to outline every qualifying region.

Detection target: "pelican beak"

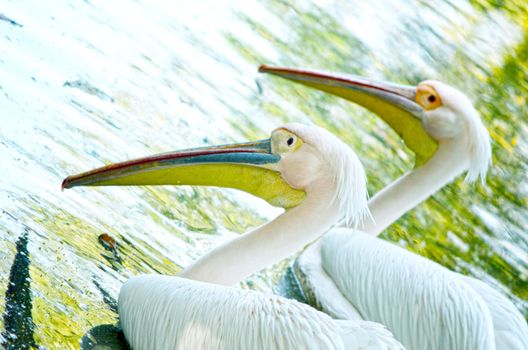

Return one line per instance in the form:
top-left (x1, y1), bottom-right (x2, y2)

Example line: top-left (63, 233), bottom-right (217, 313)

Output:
top-left (62, 139), bottom-right (305, 209)
top-left (259, 65), bottom-right (438, 166)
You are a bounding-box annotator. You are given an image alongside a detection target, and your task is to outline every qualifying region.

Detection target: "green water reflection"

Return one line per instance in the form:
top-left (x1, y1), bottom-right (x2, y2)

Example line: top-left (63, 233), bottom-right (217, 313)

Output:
top-left (0, 0), bottom-right (526, 348)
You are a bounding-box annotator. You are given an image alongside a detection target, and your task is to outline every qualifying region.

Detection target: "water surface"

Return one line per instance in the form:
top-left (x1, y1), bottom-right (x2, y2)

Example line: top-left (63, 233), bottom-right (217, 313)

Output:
top-left (1, 0), bottom-right (527, 347)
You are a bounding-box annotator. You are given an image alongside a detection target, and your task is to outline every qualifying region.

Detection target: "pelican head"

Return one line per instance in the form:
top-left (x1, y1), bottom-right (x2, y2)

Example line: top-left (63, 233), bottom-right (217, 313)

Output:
top-left (62, 123), bottom-right (369, 225)
top-left (259, 66), bottom-right (491, 183)
top-left (415, 80), bottom-right (491, 182)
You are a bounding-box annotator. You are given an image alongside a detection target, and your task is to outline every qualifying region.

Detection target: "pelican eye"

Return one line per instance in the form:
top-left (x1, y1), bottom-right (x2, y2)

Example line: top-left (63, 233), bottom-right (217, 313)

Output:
top-left (271, 129), bottom-right (303, 154)
top-left (416, 84), bottom-right (442, 111)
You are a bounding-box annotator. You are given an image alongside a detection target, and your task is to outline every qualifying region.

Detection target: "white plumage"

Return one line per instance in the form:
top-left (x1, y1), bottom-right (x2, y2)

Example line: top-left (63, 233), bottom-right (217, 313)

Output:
top-left (67, 64), bottom-right (528, 349)
top-left (66, 123), bottom-right (404, 349)
top-left (259, 69), bottom-right (528, 350)
top-left (460, 276), bottom-right (528, 349)
top-left (276, 123), bottom-right (371, 227)
top-left (421, 81), bottom-right (492, 183)
top-left (296, 230), bottom-right (528, 350)
top-left (322, 230), bottom-right (495, 349)
top-left (119, 275), bottom-right (403, 350)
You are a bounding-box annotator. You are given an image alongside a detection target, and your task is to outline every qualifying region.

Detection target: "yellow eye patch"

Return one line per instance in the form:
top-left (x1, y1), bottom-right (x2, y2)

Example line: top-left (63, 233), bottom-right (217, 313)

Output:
top-left (416, 84), bottom-right (442, 111)
top-left (271, 128), bottom-right (304, 154)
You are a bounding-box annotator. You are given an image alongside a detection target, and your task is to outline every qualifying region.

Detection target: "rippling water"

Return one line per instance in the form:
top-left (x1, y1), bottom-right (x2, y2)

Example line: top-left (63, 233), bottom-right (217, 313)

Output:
top-left (1, 0), bottom-right (527, 347)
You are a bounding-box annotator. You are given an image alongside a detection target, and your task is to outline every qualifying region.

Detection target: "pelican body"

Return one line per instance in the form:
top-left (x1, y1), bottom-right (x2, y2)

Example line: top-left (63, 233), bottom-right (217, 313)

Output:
top-left (63, 124), bottom-right (403, 349)
top-left (259, 65), bottom-right (528, 350)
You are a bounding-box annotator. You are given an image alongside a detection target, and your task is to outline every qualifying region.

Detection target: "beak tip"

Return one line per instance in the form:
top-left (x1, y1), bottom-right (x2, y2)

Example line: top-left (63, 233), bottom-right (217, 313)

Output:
top-left (258, 64), bottom-right (271, 73)
top-left (61, 177), bottom-right (72, 191)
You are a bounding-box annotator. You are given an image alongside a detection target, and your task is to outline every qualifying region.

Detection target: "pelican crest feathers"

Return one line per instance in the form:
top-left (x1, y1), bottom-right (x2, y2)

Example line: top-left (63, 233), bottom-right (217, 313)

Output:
top-left (284, 123), bottom-right (371, 227)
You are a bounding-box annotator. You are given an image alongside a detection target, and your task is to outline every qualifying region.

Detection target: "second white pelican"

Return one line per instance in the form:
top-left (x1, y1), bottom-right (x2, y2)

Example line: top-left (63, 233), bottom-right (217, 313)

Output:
top-left (259, 65), bottom-right (528, 350)
top-left (63, 124), bottom-right (403, 349)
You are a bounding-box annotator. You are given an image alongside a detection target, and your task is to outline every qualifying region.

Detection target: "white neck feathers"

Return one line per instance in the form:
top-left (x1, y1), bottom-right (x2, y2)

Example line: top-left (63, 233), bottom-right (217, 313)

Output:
top-left (179, 179), bottom-right (341, 285)
top-left (359, 138), bottom-right (470, 236)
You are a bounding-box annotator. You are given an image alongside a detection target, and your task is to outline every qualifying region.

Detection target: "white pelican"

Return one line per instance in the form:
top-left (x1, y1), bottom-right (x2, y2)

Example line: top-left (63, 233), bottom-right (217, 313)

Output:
top-left (63, 124), bottom-right (404, 349)
top-left (259, 65), bottom-right (528, 350)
